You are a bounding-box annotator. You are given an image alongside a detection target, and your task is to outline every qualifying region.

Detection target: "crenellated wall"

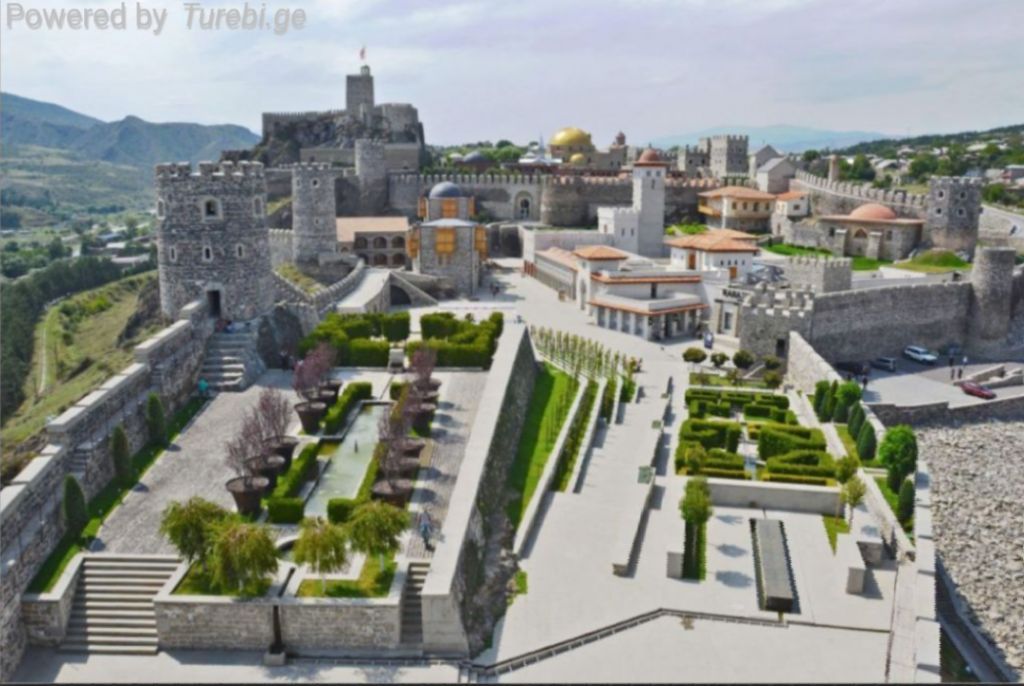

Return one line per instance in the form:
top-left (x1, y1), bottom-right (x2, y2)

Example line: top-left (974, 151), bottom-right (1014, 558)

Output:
top-left (0, 301), bottom-right (212, 682)
top-left (791, 170), bottom-right (927, 218)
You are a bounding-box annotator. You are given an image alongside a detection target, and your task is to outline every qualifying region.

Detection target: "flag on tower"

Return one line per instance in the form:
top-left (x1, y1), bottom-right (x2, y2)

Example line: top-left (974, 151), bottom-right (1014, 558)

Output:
top-left (359, 46), bottom-right (366, 62)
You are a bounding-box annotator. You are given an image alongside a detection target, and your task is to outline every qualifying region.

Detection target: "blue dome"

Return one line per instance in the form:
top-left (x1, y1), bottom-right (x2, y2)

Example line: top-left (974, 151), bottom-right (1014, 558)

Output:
top-left (429, 181), bottom-right (464, 199)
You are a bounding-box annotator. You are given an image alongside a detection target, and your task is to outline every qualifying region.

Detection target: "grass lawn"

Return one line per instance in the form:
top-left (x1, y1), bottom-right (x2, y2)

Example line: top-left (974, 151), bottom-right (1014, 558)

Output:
top-left (764, 243), bottom-right (889, 271)
top-left (689, 372), bottom-right (768, 389)
top-left (874, 476), bottom-right (914, 536)
top-left (822, 514), bottom-right (850, 553)
top-left (296, 554), bottom-right (396, 598)
top-left (666, 223), bottom-right (707, 236)
top-left (174, 563), bottom-right (271, 598)
top-left (891, 249), bottom-right (971, 274)
top-left (3, 273), bottom-right (162, 470)
top-left (506, 363), bottom-right (578, 528)
top-left (28, 396), bottom-right (208, 593)
top-left (553, 380), bottom-right (597, 492)
top-left (275, 262), bottom-right (322, 294)
top-left (835, 423), bottom-right (881, 468)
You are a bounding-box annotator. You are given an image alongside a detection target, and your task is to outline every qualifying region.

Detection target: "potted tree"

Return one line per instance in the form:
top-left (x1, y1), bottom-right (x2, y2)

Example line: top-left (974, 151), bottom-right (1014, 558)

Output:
top-left (371, 404), bottom-right (414, 505)
top-left (410, 348), bottom-right (441, 394)
top-left (318, 378), bottom-right (343, 405)
top-left (256, 388), bottom-right (299, 468)
top-left (293, 343), bottom-right (335, 433)
top-left (224, 420), bottom-right (270, 516)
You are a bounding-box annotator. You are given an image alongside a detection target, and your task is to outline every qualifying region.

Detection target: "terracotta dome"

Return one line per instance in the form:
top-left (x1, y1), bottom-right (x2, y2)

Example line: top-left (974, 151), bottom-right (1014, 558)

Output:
top-left (634, 148), bottom-right (665, 166)
top-left (550, 127), bottom-right (593, 148)
top-left (849, 203), bottom-right (897, 221)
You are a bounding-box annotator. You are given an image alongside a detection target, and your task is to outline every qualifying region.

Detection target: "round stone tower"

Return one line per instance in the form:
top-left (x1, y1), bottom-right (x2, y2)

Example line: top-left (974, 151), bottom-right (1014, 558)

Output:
top-left (291, 163), bottom-right (338, 264)
top-left (968, 247), bottom-right (1016, 344)
top-left (155, 160), bottom-right (274, 321)
top-left (926, 176), bottom-right (982, 254)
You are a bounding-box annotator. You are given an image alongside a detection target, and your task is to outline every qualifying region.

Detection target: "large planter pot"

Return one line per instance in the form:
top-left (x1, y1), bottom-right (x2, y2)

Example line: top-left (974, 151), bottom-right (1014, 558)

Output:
top-left (266, 436), bottom-right (300, 470)
top-left (226, 476), bottom-right (270, 517)
top-left (295, 401), bottom-right (326, 434)
top-left (413, 404), bottom-right (436, 436)
top-left (319, 379), bottom-right (342, 405)
top-left (415, 378), bottom-right (442, 393)
top-left (371, 479), bottom-right (413, 507)
top-left (246, 455), bottom-right (287, 493)
top-left (401, 438), bottom-right (426, 458)
top-left (396, 457), bottom-right (421, 478)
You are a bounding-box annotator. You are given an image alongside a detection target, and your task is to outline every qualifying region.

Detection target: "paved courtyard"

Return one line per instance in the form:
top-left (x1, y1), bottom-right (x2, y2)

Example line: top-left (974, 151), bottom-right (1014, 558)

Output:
top-left (860, 361), bottom-right (1024, 408)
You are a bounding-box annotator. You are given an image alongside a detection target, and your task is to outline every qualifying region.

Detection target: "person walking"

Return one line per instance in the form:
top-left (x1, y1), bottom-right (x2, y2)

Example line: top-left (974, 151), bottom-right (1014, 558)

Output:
top-left (198, 377), bottom-right (210, 399)
top-left (417, 510), bottom-right (433, 551)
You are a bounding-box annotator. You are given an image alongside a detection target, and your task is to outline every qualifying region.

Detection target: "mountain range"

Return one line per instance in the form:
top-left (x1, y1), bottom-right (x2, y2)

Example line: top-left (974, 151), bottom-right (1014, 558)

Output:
top-left (649, 125), bottom-right (893, 153)
top-left (1, 93), bottom-right (259, 169)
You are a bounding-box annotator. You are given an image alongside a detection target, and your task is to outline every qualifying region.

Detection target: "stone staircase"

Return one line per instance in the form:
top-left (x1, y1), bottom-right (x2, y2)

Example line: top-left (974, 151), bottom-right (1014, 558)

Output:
top-left (200, 331), bottom-right (265, 392)
top-left (61, 555), bottom-right (180, 654)
top-left (400, 561), bottom-right (430, 646)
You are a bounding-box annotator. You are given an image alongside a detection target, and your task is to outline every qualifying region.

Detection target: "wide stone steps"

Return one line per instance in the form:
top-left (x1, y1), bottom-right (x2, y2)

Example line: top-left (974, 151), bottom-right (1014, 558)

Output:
top-left (62, 554), bottom-right (180, 655)
top-left (400, 562), bottom-right (430, 645)
top-left (200, 331), bottom-right (264, 392)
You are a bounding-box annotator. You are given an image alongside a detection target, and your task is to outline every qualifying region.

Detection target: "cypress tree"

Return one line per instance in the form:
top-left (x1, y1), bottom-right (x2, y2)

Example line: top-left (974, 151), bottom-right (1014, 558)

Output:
top-left (110, 425), bottom-right (133, 488)
top-left (62, 475), bottom-right (88, 537)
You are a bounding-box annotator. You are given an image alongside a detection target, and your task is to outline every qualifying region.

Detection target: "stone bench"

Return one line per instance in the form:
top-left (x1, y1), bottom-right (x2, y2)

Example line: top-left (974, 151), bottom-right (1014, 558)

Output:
top-left (836, 534), bottom-right (867, 594)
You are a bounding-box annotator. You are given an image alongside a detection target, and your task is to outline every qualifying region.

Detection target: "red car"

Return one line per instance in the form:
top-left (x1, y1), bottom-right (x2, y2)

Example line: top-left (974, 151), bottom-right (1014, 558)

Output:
top-left (961, 382), bottom-right (996, 400)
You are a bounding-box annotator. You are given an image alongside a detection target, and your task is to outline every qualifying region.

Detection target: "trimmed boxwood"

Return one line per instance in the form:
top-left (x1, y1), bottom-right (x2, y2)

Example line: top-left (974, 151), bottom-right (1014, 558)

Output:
top-left (856, 421), bottom-right (877, 461)
top-left (758, 424), bottom-right (826, 460)
top-left (380, 312), bottom-right (411, 342)
top-left (267, 497), bottom-right (304, 523)
top-left (323, 382), bottom-right (373, 434)
top-left (679, 419), bottom-right (741, 453)
top-left (700, 467), bottom-right (751, 480)
top-left (327, 497), bottom-right (358, 524)
top-left (349, 339), bottom-right (390, 367)
top-left (763, 473), bottom-right (830, 486)
top-left (766, 449), bottom-right (836, 478)
top-left (848, 402), bottom-right (866, 440)
top-left (273, 442), bottom-right (319, 498)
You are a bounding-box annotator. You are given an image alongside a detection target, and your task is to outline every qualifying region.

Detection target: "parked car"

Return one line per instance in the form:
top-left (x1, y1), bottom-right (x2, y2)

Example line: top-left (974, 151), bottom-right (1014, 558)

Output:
top-left (835, 360), bottom-right (867, 376)
top-left (871, 357), bottom-right (898, 372)
top-left (903, 346), bottom-right (938, 365)
top-left (960, 382), bottom-right (996, 400)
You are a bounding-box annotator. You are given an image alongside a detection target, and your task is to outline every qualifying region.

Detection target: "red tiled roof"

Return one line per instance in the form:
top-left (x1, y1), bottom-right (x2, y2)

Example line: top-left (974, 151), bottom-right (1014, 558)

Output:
top-left (698, 185), bottom-right (777, 201)
top-left (572, 245), bottom-right (629, 260)
top-left (664, 230), bottom-right (761, 253)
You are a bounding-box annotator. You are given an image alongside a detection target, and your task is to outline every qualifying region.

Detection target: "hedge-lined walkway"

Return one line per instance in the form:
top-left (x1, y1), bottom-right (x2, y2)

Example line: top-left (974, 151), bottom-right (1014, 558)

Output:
top-left (93, 371), bottom-right (300, 555)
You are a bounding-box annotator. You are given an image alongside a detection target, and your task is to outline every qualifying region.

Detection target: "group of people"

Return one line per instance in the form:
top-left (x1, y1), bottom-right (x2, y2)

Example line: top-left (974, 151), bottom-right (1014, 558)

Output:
top-left (950, 354), bottom-right (969, 381)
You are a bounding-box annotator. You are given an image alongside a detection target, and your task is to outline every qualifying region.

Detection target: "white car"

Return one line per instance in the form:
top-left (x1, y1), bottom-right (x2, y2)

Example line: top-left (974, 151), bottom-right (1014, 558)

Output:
top-left (903, 345), bottom-right (938, 365)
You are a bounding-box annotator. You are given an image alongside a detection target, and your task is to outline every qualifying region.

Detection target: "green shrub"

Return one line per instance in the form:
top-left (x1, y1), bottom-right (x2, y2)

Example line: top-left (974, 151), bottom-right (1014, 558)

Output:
top-left (732, 349), bottom-right (754, 370)
top-left (273, 443), bottom-right (319, 498)
top-left (146, 393), bottom-right (167, 446)
top-left (389, 381), bottom-right (408, 401)
top-left (832, 381), bottom-right (862, 423)
top-left (879, 425), bottom-right (918, 492)
top-left (766, 449), bottom-right (836, 478)
top-left (812, 380), bottom-right (829, 416)
top-left (323, 382), bottom-right (373, 434)
top-left (267, 497), bottom-right (304, 524)
top-left (620, 375), bottom-right (637, 402)
top-left (856, 421), bottom-right (877, 461)
top-left (679, 419), bottom-right (741, 453)
top-left (380, 312), bottom-right (411, 342)
top-left (327, 498), bottom-right (359, 524)
top-left (62, 475), bottom-right (88, 536)
top-left (349, 339), bottom-right (389, 367)
top-left (757, 424), bottom-right (826, 460)
top-left (600, 378), bottom-right (617, 421)
top-left (763, 473), bottom-right (830, 486)
top-left (897, 479), bottom-right (915, 524)
top-left (848, 403), bottom-right (866, 439)
top-left (110, 425), bottom-right (133, 488)
top-left (700, 467), bottom-right (750, 480)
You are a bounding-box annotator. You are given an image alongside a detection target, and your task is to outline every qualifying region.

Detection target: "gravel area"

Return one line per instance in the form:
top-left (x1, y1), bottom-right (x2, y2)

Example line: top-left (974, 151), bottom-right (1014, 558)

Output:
top-left (918, 420), bottom-right (1024, 676)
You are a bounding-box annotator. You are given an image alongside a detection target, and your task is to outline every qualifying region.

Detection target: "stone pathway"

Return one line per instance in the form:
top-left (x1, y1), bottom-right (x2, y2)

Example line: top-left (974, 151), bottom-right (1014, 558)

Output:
top-left (403, 371), bottom-right (487, 560)
top-left (93, 371), bottom-right (301, 555)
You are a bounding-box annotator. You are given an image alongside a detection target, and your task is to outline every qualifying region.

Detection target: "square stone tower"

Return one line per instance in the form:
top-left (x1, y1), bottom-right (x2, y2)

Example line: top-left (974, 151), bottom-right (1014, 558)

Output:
top-left (346, 65), bottom-right (375, 124)
top-left (710, 135), bottom-right (749, 178)
top-left (925, 176), bottom-right (982, 254)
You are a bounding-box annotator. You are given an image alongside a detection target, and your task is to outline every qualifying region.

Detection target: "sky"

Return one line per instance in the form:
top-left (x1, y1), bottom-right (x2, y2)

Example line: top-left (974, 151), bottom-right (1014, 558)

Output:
top-left (2, 0), bottom-right (1023, 145)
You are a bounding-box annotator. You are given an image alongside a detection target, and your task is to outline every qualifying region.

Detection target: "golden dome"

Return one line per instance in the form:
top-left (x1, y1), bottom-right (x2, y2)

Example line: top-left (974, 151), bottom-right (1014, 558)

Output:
top-left (568, 152), bottom-right (587, 166)
top-left (550, 127), bottom-right (593, 148)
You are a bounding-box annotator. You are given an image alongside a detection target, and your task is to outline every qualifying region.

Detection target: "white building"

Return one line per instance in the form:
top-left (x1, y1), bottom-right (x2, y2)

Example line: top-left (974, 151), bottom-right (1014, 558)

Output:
top-left (597, 148), bottom-right (668, 257)
top-left (665, 229), bottom-right (760, 281)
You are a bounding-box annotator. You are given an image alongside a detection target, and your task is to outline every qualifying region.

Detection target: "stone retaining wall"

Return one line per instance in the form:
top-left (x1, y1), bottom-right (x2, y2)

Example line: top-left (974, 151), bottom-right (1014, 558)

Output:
top-left (0, 300), bottom-right (212, 682)
top-left (706, 479), bottom-right (839, 515)
top-left (19, 554), bottom-right (84, 647)
top-left (786, 331), bottom-right (841, 393)
top-left (869, 393), bottom-right (1024, 426)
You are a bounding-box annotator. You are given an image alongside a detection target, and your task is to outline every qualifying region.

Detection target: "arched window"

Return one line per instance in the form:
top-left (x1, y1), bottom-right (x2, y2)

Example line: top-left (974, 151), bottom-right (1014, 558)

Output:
top-left (236, 244), bottom-right (245, 259)
top-left (518, 197), bottom-right (531, 219)
top-left (203, 246), bottom-right (213, 262)
top-left (253, 197), bottom-right (263, 217)
top-left (312, 178), bottom-right (320, 188)
top-left (157, 200), bottom-right (166, 218)
top-left (391, 253), bottom-right (405, 266)
top-left (372, 236), bottom-right (388, 249)
top-left (168, 246), bottom-right (177, 262)
top-left (354, 237), bottom-right (368, 249)
top-left (391, 236), bottom-right (405, 249)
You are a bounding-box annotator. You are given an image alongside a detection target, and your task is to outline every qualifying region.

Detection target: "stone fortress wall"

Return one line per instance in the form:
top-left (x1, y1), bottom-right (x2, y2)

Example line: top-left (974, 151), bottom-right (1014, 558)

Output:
top-left (978, 203), bottom-right (1024, 253)
top-left (782, 255), bottom-right (853, 293)
top-left (0, 301), bottom-right (212, 682)
top-left (791, 170), bottom-right (928, 218)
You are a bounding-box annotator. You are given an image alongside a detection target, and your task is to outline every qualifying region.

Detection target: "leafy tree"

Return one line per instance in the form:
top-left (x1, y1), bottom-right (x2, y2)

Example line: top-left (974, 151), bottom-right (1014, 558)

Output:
top-left (835, 454), bottom-right (860, 485)
top-left (763, 371), bottom-right (782, 389)
top-left (879, 425), bottom-right (918, 492)
top-left (841, 475), bottom-right (866, 523)
top-left (685, 443), bottom-right (706, 475)
top-left (160, 497), bottom-right (231, 572)
top-left (347, 501), bottom-right (409, 569)
top-left (495, 139), bottom-right (515, 149)
top-left (732, 350), bottom-right (754, 371)
top-left (909, 153), bottom-right (939, 180)
top-left (679, 477), bottom-right (712, 578)
top-left (802, 149), bottom-right (820, 162)
top-left (842, 154), bottom-right (876, 182)
top-left (856, 422), bottom-right (877, 461)
top-left (710, 352), bottom-right (729, 368)
top-left (293, 516), bottom-right (348, 595)
top-left (210, 521), bottom-right (278, 595)
top-left (762, 356), bottom-right (781, 371)
top-left (832, 381), bottom-right (862, 423)
top-left (62, 475), bottom-right (88, 537)
top-left (146, 393), bottom-right (167, 447)
top-left (897, 479), bottom-right (915, 526)
top-left (110, 424), bottom-right (133, 488)
top-left (982, 183), bottom-right (1007, 205)
top-left (47, 237), bottom-right (67, 260)
top-left (683, 348), bottom-right (707, 365)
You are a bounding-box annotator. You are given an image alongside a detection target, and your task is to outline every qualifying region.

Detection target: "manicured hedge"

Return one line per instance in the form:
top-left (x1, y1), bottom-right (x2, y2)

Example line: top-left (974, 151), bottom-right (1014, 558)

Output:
top-left (323, 382), bottom-right (373, 434)
top-left (700, 467), bottom-right (751, 480)
top-left (679, 419), bottom-right (741, 453)
top-left (408, 311), bottom-right (502, 369)
top-left (688, 399), bottom-right (731, 419)
top-left (379, 312), bottom-right (411, 342)
top-left (600, 378), bottom-right (617, 421)
top-left (766, 449), bottom-right (836, 478)
top-left (763, 473), bottom-right (830, 487)
top-left (273, 443), bottom-right (319, 498)
top-left (267, 497), bottom-right (304, 523)
top-left (685, 388), bottom-right (788, 411)
top-left (299, 312), bottom-right (410, 363)
top-left (349, 339), bottom-right (389, 367)
top-left (742, 403), bottom-right (796, 424)
top-left (327, 498), bottom-right (358, 524)
top-left (757, 424), bottom-right (826, 460)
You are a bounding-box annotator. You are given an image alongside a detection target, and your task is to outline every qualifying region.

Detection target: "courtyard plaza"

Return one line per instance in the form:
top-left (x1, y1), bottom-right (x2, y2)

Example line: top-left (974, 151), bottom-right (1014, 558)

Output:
top-left (860, 360), bottom-right (1024, 409)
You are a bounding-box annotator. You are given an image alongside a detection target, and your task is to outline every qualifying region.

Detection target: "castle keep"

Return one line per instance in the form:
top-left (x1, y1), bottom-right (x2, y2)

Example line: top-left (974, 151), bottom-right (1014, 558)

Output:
top-left (156, 161), bottom-right (275, 321)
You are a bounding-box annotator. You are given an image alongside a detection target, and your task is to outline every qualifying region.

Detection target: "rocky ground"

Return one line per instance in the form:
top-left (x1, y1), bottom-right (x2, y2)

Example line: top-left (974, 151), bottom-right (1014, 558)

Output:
top-left (918, 420), bottom-right (1024, 676)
